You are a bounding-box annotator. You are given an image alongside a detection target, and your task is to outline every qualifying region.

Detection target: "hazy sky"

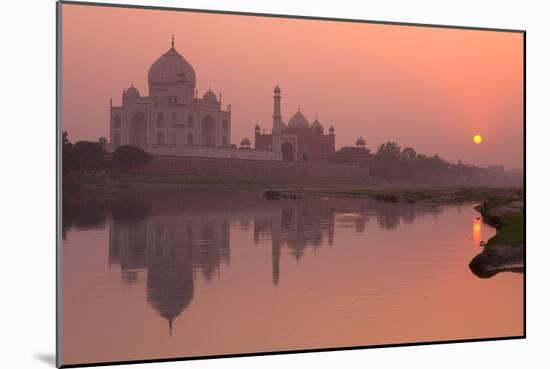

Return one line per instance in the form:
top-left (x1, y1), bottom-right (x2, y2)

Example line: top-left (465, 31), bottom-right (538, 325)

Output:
top-left (61, 4), bottom-right (524, 169)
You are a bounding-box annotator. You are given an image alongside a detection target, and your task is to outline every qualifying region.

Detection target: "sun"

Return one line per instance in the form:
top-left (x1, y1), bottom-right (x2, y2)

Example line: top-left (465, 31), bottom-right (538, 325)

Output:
top-left (473, 134), bottom-right (483, 144)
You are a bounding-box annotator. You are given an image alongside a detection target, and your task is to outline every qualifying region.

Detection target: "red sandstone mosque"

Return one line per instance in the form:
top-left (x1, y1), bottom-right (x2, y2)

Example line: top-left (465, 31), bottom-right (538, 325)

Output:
top-left (255, 85), bottom-right (335, 163)
top-left (108, 37), bottom-right (338, 163)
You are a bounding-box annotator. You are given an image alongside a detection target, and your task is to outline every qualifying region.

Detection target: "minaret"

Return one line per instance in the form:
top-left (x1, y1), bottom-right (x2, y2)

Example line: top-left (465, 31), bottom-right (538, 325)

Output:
top-left (272, 85), bottom-right (282, 157)
top-left (271, 212), bottom-right (282, 286)
top-left (272, 85), bottom-right (282, 134)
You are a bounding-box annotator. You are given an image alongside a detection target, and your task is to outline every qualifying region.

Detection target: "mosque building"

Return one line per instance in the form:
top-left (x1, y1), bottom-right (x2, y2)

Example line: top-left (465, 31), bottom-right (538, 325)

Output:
top-left (254, 85), bottom-right (336, 163)
top-left (109, 37), bottom-right (338, 164)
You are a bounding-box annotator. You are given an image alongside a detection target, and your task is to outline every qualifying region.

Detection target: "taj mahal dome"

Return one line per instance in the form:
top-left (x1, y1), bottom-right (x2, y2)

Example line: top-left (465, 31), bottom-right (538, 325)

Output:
top-left (109, 37), bottom-right (337, 163)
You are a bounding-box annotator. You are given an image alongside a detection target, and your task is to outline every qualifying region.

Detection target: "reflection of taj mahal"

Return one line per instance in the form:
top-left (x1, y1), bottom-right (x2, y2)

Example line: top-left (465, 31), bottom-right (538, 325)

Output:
top-left (109, 37), bottom-right (335, 163)
top-left (101, 192), bottom-right (440, 333)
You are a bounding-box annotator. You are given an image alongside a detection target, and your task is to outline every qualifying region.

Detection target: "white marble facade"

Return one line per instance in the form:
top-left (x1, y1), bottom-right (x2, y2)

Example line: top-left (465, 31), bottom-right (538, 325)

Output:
top-left (110, 37), bottom-right (231, 150)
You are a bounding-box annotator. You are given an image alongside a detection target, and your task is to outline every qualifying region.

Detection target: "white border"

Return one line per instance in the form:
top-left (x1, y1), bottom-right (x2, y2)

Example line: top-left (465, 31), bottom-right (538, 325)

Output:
top-left (1, 1), bottom-right (548, 368)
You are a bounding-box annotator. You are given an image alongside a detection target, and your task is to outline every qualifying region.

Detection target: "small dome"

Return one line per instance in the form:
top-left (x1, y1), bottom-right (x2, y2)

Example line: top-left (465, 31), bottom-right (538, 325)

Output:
top-left (274, 85), bottom-right (281, 93)
top-left (124, 85), bottom-right (140, 99)
top-left (356, 137), bottom-right (366, 146)
top-left (148, 43), bottom-right (196, 89)
top-left (329, 126), bottom-right (335, 133)
top-left (288, 110), bottom-right (310, 129)
top-left (240, 137), bottom-right (251, 146)
top-left (254, 124), bottom-right (260, 131)
top-left (203, 90), bottom-right (218, 104)
top-left (309, 119), bottom-right (324, 132)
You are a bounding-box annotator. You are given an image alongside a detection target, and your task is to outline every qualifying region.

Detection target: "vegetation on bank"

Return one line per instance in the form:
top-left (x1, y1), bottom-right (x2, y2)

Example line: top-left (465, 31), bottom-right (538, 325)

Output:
top-left (479, 198), bottom-right (524, 247)
top-left (62, 131), bottom-right (154, 175)
top-left (264, 187), bottom-right (522, 206)
top-left (62, 131), bottom-right (522, 188)
top-left (468, 197), bottom-right (524, 278)
top-left (330, 141), bottom-right (522, 185)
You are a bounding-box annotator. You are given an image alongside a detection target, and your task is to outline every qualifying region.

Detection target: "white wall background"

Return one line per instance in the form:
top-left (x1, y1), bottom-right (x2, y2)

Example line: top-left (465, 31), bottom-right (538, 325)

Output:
top-left (0, 0), bottom-right (548, 368)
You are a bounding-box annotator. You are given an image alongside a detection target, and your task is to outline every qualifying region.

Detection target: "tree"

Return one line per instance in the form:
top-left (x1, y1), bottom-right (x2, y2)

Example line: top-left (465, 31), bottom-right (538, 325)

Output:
top-left (400, 147), bottom-right (417, 160)
top-left (372, 142), bottom-right (403, 179)
top-left (73, 141), bottom-right (105, 170)
top-left (376, 142), bottom-right (401, 159)
top-left (62, 131), bottom-right (72, 150)
top-left (62, 131), bottom-right (77, 174)
top-left (112, 145), bottom-right (153, 170)
top-left (98, 136), bottom-right (108, 147)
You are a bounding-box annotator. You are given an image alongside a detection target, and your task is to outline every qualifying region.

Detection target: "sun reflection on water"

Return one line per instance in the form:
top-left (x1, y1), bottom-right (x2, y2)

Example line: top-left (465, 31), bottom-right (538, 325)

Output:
top-left (472, 217), bottom-right (482, 245)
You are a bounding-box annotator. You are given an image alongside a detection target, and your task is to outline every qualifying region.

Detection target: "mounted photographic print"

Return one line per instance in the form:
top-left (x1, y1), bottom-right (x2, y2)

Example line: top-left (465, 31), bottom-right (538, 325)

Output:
top-left (57, 1), bottom-right (525, 367)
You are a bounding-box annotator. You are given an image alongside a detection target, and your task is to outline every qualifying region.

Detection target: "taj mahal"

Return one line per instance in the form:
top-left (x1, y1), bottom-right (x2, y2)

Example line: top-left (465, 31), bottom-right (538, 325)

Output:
top-left (109, 37), bottom-right (337, 163)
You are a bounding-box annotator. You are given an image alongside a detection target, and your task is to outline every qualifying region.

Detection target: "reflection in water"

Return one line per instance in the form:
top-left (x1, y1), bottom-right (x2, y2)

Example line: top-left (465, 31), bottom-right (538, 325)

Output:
top-left (472, 217), bottom-right (482, 245)
top-left (108, 202), bottom-right (230, 331)
top-left (62, 190), bottom-right (524, 364)
top-left (90, 191), bottom-right (443, 328)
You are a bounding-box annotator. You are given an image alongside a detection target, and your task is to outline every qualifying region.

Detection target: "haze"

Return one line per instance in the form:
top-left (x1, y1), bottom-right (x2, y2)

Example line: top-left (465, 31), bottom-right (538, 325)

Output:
top-left (61, 4), bottom-right (524, 169)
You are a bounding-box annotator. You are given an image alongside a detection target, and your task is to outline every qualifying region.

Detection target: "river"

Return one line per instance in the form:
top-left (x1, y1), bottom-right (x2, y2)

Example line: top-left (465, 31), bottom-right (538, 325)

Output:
top-left (61, 190), bottom-right (523, 365)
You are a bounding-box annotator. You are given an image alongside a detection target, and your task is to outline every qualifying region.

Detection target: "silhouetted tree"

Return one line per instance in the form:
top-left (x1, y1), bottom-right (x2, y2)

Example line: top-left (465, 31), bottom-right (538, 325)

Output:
top-left (62, 131), bottom-right (77, 174)
top-left (326, 139), bottom-right (520, 185)
top-left (377, 142), bottom-right (401, 159)
top-left (400, 147), bottom-right (417, 160)
top-left (73, 141), bottom-right (105, 170)
top-left (371, 141), bottom-right (404, 179)
top-left (328, 146), bottom-right (371, 166)
top-left (112, 145), bottom-right (153, 170)
top-left (98, 136), bottom-right (108, 147)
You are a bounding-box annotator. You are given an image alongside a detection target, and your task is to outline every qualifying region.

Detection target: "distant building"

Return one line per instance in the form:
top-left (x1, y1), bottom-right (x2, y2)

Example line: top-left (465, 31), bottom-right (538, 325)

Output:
top-left (255, 86), bottom-right (336, 163)
top-left (108, 37), bottom-right (359, 165)
top-left (110, 36), bottom-right (231, 150)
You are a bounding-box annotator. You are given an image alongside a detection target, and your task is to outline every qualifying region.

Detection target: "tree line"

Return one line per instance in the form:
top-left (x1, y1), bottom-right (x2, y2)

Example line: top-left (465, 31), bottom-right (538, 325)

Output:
top-left (62, 132), bottom-right (521, 186)
top-left (370, 142), bottom-right (484, 180)
top-left (330, 141), bottom-right (521, 185)
top-left (62, 132), bottom-right (153, 174)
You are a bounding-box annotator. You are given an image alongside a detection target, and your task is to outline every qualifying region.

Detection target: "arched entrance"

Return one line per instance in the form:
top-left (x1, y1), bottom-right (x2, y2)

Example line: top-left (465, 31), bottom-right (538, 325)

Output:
top-left (113, 115), bottom-right (121, 129)
top-left (201, 116), bottom-right (216, 147)
top-left (129, 112), bottom-right (147, 145)
top-left (282, 142), bottom-right (294, 162)
top-left (156, 114), bottom-right (165, 128)
top-left (157, 132), bottom-right (165, 145)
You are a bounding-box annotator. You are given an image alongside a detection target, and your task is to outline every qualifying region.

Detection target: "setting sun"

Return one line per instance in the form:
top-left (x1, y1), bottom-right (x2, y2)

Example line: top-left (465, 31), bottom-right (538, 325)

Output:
top-left (473, 134), bottom-right (483, 144)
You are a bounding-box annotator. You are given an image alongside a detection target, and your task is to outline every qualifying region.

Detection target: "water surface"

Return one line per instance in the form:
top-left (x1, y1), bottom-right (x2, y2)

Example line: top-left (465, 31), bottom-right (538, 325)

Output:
top-left (62, 190), bottom-right (523, 365)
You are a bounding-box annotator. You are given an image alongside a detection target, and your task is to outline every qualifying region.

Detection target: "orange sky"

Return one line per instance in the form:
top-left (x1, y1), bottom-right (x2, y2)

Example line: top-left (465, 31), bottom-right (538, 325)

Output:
top-left (61, 3), bottom-right (524, 169)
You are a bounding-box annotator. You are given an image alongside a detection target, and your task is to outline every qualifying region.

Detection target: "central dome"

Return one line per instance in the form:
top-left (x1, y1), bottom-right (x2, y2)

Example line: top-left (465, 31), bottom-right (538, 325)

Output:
top-left (288, 110), bottom-right (310, 129)
top-left (148, 46), bottom-right (196, 89)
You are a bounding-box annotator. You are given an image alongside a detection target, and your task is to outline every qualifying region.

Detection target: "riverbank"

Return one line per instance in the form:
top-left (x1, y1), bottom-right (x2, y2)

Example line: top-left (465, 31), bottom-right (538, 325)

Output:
top-left (63, 173), bottom-right (524, 278)
top-left (62, 171), bottom-right (522, 194)
top-left (468, 198), bottom-right (524, 278)
top-left (262, 187), bottom-right (524, 278)
top-left (62, 172), bottom-right (376, 194)
top-left (261, 187), bottom-right (521, 206)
